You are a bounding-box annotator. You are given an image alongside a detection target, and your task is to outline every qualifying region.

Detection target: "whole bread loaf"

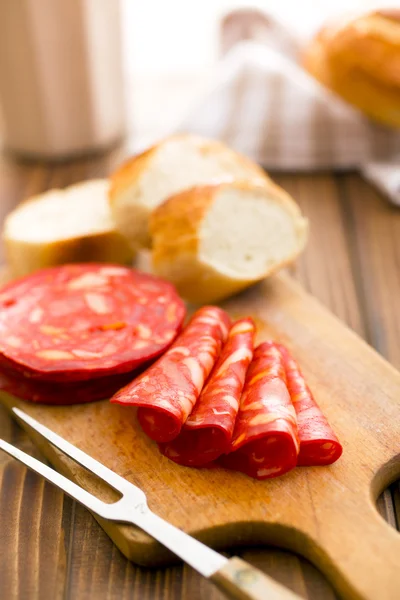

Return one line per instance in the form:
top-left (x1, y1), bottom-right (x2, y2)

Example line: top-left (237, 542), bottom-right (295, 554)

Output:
top-left (303, 9), bottom-right (400, 128)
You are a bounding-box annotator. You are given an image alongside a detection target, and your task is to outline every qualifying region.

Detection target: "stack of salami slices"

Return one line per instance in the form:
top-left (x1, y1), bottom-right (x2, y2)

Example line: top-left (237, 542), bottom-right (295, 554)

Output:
top-left (112, 306), bottom-right (343, 480)
top-left (0, 264), bottom-right (186, 404)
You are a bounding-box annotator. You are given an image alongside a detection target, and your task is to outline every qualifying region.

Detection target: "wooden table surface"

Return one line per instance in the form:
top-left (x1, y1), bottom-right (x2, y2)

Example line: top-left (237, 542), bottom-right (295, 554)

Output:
top-left (0, 149), bottom-right (399, 600)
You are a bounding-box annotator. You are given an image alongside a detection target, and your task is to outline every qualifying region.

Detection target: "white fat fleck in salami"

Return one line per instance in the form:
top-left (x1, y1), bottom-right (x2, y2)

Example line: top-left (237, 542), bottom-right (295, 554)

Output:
top-left (256, 466), bottom-right (283, 478)
top-left (5, 336), bottom-right (22, 348)
top-left (248, 412), bottom-right (287, 427)
top-left (72, 349), bottom-right (103, 359)
top-left (99, 266), bottom-right (127, 277)
top-left (133, 339), bottom-right (151, 350)
top-left (321, 442), bottom-right (334, 450)
top-left (158, 317), bottom-right (255, 467)
top-left (182, 357), bottom-right (205, 394)
top-left (135, 324), bottom-right (152, 339)
top-left (36, 349), bottom-right (75, 360)
top-left (85, 293), bottom-right (110, 314)
top-left (137, 412), bottom-right (154, 425)
top-left (112, 306), bottom-right (231, 443)
top-left (197, 351), bottom-right (216, 372)
top-left (229, 320), bottom-right (254, 335)
top-left (184, 414), bottom-right (203, 426)
top-left (30, 307), bottom-right (44, 323)
top-left (167, 346), bottom-right (191, 358)
top-left (179, 396), bottom-right (194, 421)
top-left (0, 264), bottom-right (186, 382)
top-left (216, 347), bottom-right (253, 376)
top-left (162, 330), bottom-right (176, 341)
top-left (250, 452), bottom-right (266, 464)
top-left (222, 394), bottom-right (239, 410)
top-left (40, 325), bottom-right (65, 335)
top-left (137, 297), bottom-right (148, 305)
top-left (68, 272), bottom-right (109, 289)
top-left (166, 304), bottom-right (177, 323)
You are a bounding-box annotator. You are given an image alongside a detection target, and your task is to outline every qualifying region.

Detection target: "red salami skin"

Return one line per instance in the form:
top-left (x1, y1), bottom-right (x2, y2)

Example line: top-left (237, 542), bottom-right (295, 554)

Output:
top-left (0, 367), bottom-right (141, 405)
top-left (159, 318), bottom-right (255, 466)
top-left (219, 342), bottom-right (299, 479)
top-left (0, 264), bottom-right (185, 382)
top-left (111, 306), bottom-right (231, 443)
top-left (274, 343), bottom-right (343, 466)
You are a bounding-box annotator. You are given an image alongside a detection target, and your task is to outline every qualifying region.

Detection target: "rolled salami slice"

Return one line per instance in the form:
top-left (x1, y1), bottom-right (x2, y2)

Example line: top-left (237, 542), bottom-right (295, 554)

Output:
top-left (0, 264), bottom-right (185, 382)
top-left (160, 317), bottom-right (255, 466)
top-left (219, 342), bottom-right (299, 479)
top-left (111, 306), bottom-right (231, 442)
top-left (276, 343), bottom-right (343, 466)
top-left (0, 367), bottom-right (139, 405)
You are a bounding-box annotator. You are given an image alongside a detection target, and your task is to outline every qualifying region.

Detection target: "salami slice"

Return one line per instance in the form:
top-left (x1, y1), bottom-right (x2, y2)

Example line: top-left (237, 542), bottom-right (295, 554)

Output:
top-left (0, 264), bottom-right (185, 382)
top-left (275, 343), bottom-right (343, 466)
top-left (0, 367), bottom-right (139, 405)
top-left (111, 306), bottom-right (231, 443)
top-left (159, 318), bottom-right (255, 466)
top-left (219, 342), bottom-right (299, 479)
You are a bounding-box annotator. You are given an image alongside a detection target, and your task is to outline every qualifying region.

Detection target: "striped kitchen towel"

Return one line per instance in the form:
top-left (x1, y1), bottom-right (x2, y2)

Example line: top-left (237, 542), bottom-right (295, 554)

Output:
top-left (176, 12), bottom-right (400, 204)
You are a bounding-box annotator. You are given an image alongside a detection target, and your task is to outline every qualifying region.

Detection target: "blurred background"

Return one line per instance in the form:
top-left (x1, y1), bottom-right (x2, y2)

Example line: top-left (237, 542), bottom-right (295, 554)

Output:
top-left (122, 0), bottom-right (392, 149)
top-left (0, 0), bottom-right (397, 162)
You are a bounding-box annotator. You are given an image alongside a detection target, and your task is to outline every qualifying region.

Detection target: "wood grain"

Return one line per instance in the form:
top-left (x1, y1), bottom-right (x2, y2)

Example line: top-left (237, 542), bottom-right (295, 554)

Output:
top-left (0, 161), bottom-right (398, 600)
top-left (338, 171), bottom-right (400, 564)
top-left (275, 174), bottom-right (364, 337)
top-left (1, 270), bottom-right (400, 600)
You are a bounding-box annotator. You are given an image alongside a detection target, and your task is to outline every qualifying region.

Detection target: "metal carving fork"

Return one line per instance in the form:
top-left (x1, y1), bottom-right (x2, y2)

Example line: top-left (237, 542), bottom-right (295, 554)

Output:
top-left (1, 408), bottom-right (301, 600)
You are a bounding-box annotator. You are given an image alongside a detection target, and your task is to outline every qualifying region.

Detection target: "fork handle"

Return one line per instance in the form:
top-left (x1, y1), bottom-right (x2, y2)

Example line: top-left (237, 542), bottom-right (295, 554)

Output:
top-left (210, 556), bottom-right (302, 600)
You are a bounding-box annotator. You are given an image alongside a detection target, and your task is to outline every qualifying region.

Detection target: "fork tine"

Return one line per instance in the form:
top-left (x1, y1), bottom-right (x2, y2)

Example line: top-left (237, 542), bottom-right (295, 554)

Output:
top-left (12, 408), bottom-right (138, 496)
top-left (0, 438), bottom-right (108, 517)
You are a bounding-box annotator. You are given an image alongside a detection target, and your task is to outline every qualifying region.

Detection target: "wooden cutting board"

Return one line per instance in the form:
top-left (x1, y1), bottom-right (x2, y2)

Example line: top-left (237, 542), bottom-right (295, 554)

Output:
top-left (1, 273), bottom-right (400, 600)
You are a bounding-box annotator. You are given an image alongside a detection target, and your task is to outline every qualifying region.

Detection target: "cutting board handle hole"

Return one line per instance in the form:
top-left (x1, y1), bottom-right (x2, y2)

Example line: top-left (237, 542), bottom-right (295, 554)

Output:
top-left (376, 482), bottom-right (400, 532)
top-left (371, 454), bottom-right (400, 501)
top-left (372, 454), bottom-right (400, 532)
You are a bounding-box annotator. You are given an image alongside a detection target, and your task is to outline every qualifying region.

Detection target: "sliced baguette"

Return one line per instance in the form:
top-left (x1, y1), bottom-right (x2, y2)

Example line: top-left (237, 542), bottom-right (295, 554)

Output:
top-left (3, 179), bottom-right (133, 277)
top-left (150, 181), bottom-right (308, 304)
top-left (109, 134), bottom-right (271, 250)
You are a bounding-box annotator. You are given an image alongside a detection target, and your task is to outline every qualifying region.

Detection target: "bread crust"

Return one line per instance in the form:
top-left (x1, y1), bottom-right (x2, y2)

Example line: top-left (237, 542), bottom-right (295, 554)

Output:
top-left (303, 11), bottom-right (400, 128)
top-left (4, 230), bottom-right (132, 278)
top-left (108, 134), bottom-right (273, 250)
top-left (108, 145), bottom-right (155, 211)
top-left (150, 181), bottom-right (308, 304)
top-left (3, 181), bottom-right (133, 277)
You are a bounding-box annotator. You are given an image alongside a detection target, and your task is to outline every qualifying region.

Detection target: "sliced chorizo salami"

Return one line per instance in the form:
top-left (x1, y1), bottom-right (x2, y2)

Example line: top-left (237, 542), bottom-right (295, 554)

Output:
top-left (0, 367), bottom-right (140, 405)
top-left (159, 318), bottom-right (255, 466)
top-left (219, 342), bottom-right (299, 479)
top-left (111, 306), bottom-right (231, 443)
top-left (275, 343), bottom-right (343, 466)
top-left (0, 264), bottom-right (185, 382)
